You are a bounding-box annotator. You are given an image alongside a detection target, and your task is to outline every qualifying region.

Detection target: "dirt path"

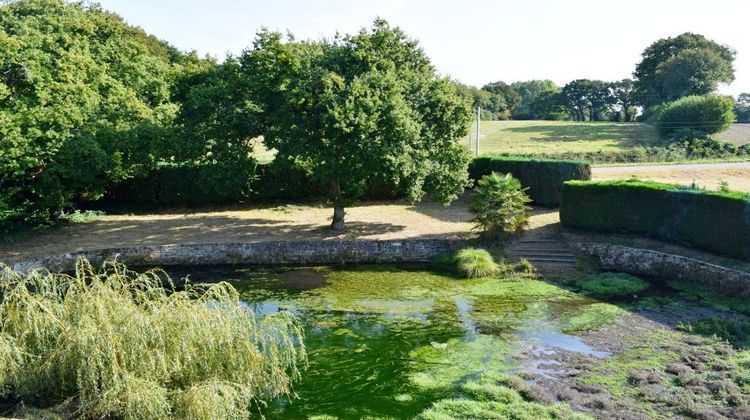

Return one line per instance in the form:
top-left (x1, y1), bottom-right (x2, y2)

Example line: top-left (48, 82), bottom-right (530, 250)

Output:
top-left (592, 161), bottom-right (750, 192)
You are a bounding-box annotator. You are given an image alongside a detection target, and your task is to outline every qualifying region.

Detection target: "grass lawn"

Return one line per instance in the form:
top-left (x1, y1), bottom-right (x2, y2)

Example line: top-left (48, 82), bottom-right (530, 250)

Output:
top-left (252, 121), bottom-right (748, 164)
top-left (464, 120), bottom-right (661, 156)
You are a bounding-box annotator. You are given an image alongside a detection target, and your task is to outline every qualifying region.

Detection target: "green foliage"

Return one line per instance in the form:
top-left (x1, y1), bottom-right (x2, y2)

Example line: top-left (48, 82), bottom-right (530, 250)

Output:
top-left (469, 173), bottom-right (531, 237)
top-left (678, 317), bottom-right (750, 348)
top-left (244, 20), bottom-right (472, 229)
top-left (107, 163), bottom-right (256, 205)
top-left (469, 155), bottom-right (591, 207)
top-left (736, 93), bottom-right (750, 122)
top-left (513, 258), bottom-right (536, 275)
top-left (528, 90), bottom-right (569, 120)
top-left (455, 248), bottom-right (501, 278)
top-left (0, 258), bottom-right (306, 418)
top-left (610, 79), bottom-right (638, 122)
top-left (510, 80), bottom-right (560, 120)
top-left (561, 79), bottom-right (616, 122)
top-left (560, 179), bottom-right (750, 260)
top-left (578, 273), bottom-right (650, 297)
top-left (634, 33), bottom-right (736, 106)
top-left (0, 0), bottom-right (181, 228)
top-left (454, 81), bottom-right (512, 120)
top-left (653, 94), bottom-right (736, 139)
top-left (481, 81), bottom-right (521, 119)
top-left (560, 303), bottom-right (627, 334)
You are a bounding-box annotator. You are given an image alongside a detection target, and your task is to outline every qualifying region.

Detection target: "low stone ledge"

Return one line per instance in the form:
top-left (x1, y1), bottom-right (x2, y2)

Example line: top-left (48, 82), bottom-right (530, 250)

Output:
top-left (570, 242), bottom-right (750, 296)
top-left (7, 239), bottom-right (470, 273)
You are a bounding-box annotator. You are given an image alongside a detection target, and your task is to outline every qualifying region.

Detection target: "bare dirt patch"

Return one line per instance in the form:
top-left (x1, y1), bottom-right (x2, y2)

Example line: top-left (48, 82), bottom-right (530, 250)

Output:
top-left (0, 195), bottom-right (565, 265)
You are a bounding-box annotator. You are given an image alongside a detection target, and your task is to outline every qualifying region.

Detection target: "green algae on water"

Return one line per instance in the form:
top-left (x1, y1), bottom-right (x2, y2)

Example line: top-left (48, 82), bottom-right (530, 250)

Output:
top-left (560, 303), bottom-right (628, 334)
top-left (408, 335), bottom-right (517, 392)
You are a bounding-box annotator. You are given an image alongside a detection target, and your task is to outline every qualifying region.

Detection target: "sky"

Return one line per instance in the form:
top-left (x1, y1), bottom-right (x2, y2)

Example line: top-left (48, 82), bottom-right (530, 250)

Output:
top-left (96, 0), bottom-right (750, 96)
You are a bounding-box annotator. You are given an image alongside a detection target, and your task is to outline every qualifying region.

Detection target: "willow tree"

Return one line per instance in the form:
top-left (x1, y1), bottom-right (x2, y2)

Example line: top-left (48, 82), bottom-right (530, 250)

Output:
top-left (244, 20), bottom-right (471, 230)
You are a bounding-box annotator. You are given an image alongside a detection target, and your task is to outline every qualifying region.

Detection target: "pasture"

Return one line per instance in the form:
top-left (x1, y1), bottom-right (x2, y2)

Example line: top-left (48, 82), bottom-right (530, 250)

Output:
top-left (464, 121), bottom-right (661, 156)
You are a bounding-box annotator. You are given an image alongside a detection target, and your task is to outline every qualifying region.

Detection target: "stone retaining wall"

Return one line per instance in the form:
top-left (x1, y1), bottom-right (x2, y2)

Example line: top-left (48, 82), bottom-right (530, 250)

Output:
top-left (571, 242), bottom-right (750, 296)
top-left (8, 239), bottom-right (468, 272)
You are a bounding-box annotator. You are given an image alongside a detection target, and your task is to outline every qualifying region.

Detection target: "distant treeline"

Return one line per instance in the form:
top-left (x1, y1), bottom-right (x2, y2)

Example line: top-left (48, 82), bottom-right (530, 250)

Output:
top-left (458, 33), bottom-right (746, 123)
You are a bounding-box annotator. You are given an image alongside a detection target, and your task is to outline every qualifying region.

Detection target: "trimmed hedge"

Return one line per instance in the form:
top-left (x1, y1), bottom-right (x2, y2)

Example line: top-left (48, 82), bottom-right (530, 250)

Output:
top-left (106, 161), bottom-right (321, 205)
top-left (469, 155), bottom-right (591, 207)
top-left (108, 155), bottom-right (592, 207)
top-left (560, 180), bottom-right (750, 260)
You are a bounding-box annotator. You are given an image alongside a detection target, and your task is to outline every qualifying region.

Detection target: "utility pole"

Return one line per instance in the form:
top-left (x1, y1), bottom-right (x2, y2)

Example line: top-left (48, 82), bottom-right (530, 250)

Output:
top-left (475, 106), bottom-right (481, 156)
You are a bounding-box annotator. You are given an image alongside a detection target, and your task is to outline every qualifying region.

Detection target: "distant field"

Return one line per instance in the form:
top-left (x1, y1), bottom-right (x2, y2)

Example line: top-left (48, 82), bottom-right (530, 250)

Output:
top-left (252, 121), bottom-right (748, 164)
top-left (464, 121), bottom-right (660, 156)
top-left (716, 123), bottom-right (750, 146)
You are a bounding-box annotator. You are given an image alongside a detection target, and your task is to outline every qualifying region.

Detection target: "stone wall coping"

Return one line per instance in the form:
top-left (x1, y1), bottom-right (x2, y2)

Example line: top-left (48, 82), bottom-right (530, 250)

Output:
top-left (570, 241), bottom-right (750, 296)
top-left (5, 238), bottom-right (471, 273)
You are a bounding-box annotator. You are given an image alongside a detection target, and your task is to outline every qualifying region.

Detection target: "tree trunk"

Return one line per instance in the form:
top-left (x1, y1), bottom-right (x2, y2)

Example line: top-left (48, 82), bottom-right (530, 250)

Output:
top-left (331, 206), bottom-right (345, 231)
top-left (329, 180), bottom-right (345, 231)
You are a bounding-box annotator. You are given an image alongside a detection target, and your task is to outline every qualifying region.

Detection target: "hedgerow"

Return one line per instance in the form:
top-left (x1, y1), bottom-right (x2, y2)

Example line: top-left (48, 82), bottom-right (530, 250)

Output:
top-left (560, 179), bottom-right (750, 260)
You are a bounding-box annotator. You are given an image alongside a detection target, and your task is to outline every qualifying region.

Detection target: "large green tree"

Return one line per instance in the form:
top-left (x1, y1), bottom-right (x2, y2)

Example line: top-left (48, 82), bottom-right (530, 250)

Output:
top-left (244, 20), bottom-right (472, 230)
top-left (734, 93), bottom-right (750, 123)
top-left (481, 81), bottom-right (520, 117)
top-left (561, 79), bottom-right (612, 121)
top-left (454, 82), bottom-right (510, 120)
top-left (610, 79), bottom-right (638, 122)
top-left (0, 0), bottom-right (180, 226)
top-left (510, 80), bottom-right (559, 119)
top-left (634, 33), bottom-right (735, 107)
top-left (169, 55), bottom-right (261, 198)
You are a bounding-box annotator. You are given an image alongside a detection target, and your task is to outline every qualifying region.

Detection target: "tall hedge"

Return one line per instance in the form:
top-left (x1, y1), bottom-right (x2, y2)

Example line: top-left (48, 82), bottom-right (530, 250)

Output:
top-left (105, 161), bottom-right (321, 205)
top-left (469, 155), bottom-right (591, 207)
top-left (560, 180), bottom-right (750, 260)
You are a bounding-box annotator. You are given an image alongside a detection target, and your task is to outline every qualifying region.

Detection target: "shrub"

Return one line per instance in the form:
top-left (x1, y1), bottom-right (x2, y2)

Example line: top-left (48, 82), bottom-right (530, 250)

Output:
top-left (0, 259), bottom-right (306, 418)
top-left (578, 273), bottom-right (650, 297)
top-left (560, 179), bottom-right (750, 260)
top-left (513, 258), bottom-right (537, 275)
top-left (455, 248), bottom-right (501, 278)
top-left (653, 94), bottom-right (736, 140)
top-left (470, 173), bottom-right (532, 237)
top-left (469, 156), bottom-right (591, 207)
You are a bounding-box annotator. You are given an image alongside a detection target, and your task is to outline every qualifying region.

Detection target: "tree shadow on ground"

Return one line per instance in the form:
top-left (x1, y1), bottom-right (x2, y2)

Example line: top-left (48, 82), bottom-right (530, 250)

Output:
top-left (0, 216), bottom-right (413, 264)
top-left (405, 192), bottom-right (474, 223)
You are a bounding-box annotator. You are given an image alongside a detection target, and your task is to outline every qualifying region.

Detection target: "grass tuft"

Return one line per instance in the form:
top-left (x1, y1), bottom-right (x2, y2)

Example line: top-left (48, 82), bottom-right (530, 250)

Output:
top-left (455, 248), bottom-right (501, 278)
top-left (0, 258), bottom-right (306, 418)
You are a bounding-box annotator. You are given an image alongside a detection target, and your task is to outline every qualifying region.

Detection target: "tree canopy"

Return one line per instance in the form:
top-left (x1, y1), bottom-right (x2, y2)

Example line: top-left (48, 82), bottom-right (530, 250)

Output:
top-left (0, 0), bottom-right (183, 226)
top-left (242, 20), bottom-right (472, 229)
top-left (510, 80), bottom-right (559, 120)
top-left (634, 33), bottom-right (735, 107)
top-left (736, 93), bottom-right (750, 123)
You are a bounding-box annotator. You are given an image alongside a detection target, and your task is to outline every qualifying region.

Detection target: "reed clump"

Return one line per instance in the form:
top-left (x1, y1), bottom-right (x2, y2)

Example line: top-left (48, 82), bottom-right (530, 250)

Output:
top-left (455, 248), bottom-right (502, 279)
top-left (0, 258), bottom-right (306, 418)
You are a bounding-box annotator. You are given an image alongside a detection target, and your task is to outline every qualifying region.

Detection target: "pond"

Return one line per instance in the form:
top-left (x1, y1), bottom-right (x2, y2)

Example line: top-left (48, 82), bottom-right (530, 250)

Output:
top-left (175, 264), bottom-right (616, 419)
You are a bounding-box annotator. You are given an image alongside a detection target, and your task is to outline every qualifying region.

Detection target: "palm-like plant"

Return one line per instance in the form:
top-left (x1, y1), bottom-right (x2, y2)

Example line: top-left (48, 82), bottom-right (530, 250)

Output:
top-left (470, 173), bottom-right (532, 238)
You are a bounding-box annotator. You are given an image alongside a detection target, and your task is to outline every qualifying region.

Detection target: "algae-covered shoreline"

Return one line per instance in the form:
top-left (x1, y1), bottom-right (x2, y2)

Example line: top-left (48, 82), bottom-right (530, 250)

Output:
top-left (174, 263), bottom-right (750, 419)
